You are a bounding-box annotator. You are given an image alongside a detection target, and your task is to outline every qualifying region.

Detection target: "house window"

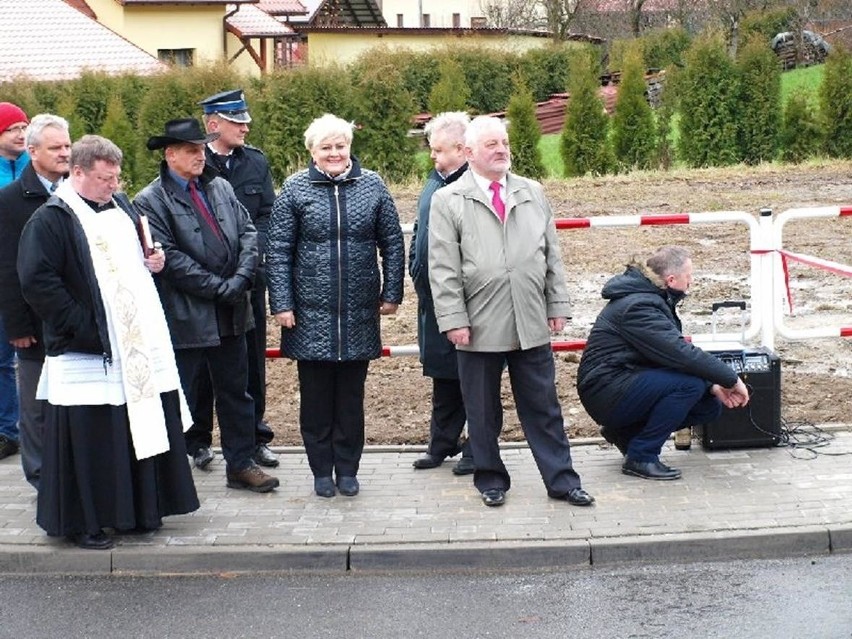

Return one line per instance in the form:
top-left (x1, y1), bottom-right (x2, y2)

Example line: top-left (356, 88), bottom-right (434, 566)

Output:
top-left (158, 48), bottom-right (194, 67)
top-left (452, 13), bottom-right (461, 28)
top-left (396, 13), bottom-right (403, 27)
top-left (421, 13), bottom-right (430, 27)
top-left (470, 16), bottom-right (486, 28)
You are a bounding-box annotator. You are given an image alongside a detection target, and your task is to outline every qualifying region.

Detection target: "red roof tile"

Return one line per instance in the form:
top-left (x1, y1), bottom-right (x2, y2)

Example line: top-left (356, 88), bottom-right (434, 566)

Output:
top-left (255, 0), bottom-right (307, 15)
top-left (62, 0), bottom-right (96, 19)
top-left (227, 3), bottom-right (296, 36)
top-left (1, 0), bottom-right (165, 81)
top-left (117, 0), bottom-right (252, 4)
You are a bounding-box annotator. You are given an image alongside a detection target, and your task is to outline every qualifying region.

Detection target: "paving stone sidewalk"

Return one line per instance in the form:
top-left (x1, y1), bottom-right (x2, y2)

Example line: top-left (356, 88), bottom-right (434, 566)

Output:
top-left (1, 431), bottom-right (851, 575)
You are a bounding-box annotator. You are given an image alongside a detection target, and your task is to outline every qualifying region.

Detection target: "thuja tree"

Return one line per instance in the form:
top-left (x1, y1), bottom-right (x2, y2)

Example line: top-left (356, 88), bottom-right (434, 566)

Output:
top-left (677, 35), bottom-right (740, 168)
top-left (611, 46), bottom-right (657, 172)
top-left (452, 47), bottom-right (516, 114)
top-left (560, 50), bottom-right (613, 177)
top-left (352, 61), bottom-right (418, 182)
top-left (654, 63), bottom-right (679, 169)
top-left (428, 57), bottom-right (471, 115)
top-left (70, 71), bottom-right (114, 134)
top-left (99, 94), bottom-right (141, 194)
top-left (506, 75), bottom-right (546, 180)
top-left (736, 37), bottom-right (781, 165)
top-left (257, 65), bottom-right (354, 180)
top-left (820, 46), bottom-right (852, 159)
top-left (780, 91), bottom-right (823, 164)
top-left (134, 73), bottom-right (195, 183)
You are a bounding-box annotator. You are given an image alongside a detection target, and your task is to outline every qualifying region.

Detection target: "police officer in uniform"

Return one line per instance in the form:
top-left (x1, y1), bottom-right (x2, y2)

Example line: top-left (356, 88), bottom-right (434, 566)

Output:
top-left (185, 89), bottom-right (278, 469)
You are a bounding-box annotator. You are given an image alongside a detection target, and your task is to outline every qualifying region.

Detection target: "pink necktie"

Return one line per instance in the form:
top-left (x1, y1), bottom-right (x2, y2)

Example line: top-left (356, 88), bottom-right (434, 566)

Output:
top-left (188, 181), bottom-right (224, 241)
top-left (489, 181), bottom-right (505, 222)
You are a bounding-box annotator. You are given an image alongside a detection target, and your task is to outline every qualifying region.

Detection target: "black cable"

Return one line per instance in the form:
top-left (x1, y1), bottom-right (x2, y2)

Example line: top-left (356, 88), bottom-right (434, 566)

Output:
top-left (737, 388), bottom-right (851, 459)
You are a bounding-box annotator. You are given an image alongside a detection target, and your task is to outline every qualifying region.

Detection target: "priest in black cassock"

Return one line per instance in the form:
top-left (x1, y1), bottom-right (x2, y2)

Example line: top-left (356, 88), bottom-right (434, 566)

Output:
top-left (18, 135), bottom-right (199, 550)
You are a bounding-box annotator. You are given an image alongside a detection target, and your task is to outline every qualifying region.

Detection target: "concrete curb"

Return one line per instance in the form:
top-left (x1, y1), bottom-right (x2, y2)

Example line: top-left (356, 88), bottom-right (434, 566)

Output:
top-left (2, 524), bottom-right (848, 576)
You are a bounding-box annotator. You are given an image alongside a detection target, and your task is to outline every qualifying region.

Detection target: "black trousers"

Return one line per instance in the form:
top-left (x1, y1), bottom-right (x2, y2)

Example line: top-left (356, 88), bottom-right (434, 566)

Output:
top-left (176, 335), bottom-right (256, 471)
top-left (427, 377), bottom-right (473, 460)
top-left (457, 344), bottom-right (581, 497)
top-left (297, 359), bottom-right (369, 478)
top-left (184, 279), bottom-right (273, 450)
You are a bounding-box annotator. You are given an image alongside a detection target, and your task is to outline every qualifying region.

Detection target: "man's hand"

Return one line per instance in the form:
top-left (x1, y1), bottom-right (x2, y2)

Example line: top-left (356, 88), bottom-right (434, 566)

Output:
top-left (10, 336), bottom-right (37, 349)
top-left (216, 275), bottom-right (250, 305)
top-left (144, 247), bottom-right (165, 273)
top-left (446, 327), bottom-right (470, 346)
top-left (379, 302), bottom-right (399, 315)
top-left (275, 310), bottom-right (295, 329)
top-left (548, 317), bottom-right (567, 333)
top-left (711, 378), bottom-right (750, 409)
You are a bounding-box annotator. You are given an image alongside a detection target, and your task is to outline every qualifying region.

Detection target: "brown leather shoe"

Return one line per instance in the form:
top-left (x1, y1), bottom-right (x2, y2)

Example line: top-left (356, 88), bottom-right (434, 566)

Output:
top-left (226, 464), bottom-right (280, 493)
top-left (674, 427), bottom-right (692, 451)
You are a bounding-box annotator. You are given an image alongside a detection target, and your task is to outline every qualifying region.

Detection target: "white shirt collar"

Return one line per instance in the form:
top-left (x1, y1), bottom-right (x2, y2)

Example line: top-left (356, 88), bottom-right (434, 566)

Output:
top-left (470, 170), bottom-right (506, 200)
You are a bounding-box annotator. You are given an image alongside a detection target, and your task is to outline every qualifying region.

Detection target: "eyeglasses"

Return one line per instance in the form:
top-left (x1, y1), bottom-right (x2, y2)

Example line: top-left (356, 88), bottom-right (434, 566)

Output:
top-left (3, 125), bottom-right (28, 135)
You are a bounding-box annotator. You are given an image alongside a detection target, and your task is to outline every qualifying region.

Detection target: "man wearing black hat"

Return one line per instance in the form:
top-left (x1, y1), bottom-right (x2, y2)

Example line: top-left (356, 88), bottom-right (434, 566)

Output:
top-left (134, 117), bottom-right (279, 493)
top-left (193, 89), bottom-right (278, 469)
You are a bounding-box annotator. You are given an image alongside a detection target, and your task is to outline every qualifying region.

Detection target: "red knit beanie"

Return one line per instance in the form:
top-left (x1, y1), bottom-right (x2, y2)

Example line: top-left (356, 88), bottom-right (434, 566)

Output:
top-left (0, 102), bottom-right (29, 133)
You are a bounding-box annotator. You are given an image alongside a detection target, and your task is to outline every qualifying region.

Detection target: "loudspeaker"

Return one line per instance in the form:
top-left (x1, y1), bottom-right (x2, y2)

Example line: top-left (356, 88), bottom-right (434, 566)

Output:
top-left (701, 346), bottom-right (782, 450)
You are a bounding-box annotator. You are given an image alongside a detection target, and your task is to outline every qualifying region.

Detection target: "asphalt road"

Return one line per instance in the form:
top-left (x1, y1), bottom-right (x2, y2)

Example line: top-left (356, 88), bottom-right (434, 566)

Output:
top-left (3, 554), bottom-right (851, 638)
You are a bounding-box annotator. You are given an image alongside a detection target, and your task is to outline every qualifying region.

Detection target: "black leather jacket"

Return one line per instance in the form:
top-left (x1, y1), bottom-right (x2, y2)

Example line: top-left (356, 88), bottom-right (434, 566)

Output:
top-left (134, 163), bottom-right (258, 349)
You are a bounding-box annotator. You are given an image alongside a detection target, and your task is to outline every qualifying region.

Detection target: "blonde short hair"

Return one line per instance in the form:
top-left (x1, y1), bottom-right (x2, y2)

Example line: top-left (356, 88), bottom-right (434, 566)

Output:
top-left (304, 113), bottom-right (355, 151)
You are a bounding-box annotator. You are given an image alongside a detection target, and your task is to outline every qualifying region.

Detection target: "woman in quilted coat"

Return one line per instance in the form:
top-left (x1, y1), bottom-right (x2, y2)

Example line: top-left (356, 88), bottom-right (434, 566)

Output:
top-left (267, 114), bottom-right (404, 499)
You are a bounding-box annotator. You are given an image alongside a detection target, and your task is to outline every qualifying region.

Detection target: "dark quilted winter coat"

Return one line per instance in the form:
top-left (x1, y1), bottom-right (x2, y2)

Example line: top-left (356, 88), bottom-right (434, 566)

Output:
top-left (266, 158), bottom-right (404, 361)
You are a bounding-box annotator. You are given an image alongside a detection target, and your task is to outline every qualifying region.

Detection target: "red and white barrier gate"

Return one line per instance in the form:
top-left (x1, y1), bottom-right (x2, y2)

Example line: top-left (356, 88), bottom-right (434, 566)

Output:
top-left (772, 205), bottom-right (852, 345)
top-left (267, 209), bottom-right (768, 358)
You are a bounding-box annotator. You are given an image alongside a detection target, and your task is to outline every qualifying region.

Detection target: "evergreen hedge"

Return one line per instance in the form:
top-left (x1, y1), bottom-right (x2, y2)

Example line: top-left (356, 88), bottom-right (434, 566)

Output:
top-left (780, 90), bottom-right (822, 164)
top-left (820, 46), bottom-right (852, 159)
top-left (351, 61), bottom-right (418, 182)
top-left (735, 37), bottom-right (781, 165)
top-left (506, 75), bottom-right (546, 180)
top-left (560, 51), bottom-right (613, 177)
top-left (677, 36), bottom-right (741, 168)
top-left (611, 46), bottom-right (657, 171)
top-left (428, 58), bottom-right (470, 115)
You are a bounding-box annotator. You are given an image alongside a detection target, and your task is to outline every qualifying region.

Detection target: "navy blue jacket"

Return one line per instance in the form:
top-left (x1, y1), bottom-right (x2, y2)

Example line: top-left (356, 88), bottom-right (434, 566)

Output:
top-left (576, 266), bottom-right (739, 424)
top-left (267, 158), bottom-right (404, 361)
top-left (408, 164), bottom-right (467, 378)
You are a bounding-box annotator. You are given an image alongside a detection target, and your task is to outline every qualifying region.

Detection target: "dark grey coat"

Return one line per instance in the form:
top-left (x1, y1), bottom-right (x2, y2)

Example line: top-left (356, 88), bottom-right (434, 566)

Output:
top-left (267, 158), bottom-right (404, 361)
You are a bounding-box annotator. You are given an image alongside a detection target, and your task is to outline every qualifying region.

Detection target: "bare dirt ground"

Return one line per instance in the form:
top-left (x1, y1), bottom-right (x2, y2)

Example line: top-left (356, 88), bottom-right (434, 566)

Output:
top-left (263, 160), bottom-right (852, 446)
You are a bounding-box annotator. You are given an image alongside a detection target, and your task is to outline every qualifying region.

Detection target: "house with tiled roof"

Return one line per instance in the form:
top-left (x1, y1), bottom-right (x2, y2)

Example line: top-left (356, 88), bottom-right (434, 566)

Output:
top-left (0, 0), bottom-right (165, 81)
top-left (290, 0), bottom-right (600, 66)
top-left (65, 0), bottom-right (296, 76)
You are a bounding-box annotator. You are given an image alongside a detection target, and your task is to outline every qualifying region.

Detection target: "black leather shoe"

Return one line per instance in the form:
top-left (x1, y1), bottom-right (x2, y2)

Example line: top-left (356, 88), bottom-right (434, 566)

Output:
top-left (452, 456), bottom-right (475, 476)
top-left (336, 476), bottom-right (359, 496)
top-left (412, 453), bottom-right (444, 469)
top-left (0, 435), bottom-right (19, 460)
top-left (253, 444), bottom-right (280, 468)
top-left (68, 530), bottom-right (114, 550)
top-left (564, 488), bottom-right (595, 506)
top-left (314, 476), bottom-right (335, 498)
top-left (481, 488), bottom-right (506, 507)
top-left (622, 458), bottom-right (682, 480)
top-left (192, 446), bottom-right (214, 470)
